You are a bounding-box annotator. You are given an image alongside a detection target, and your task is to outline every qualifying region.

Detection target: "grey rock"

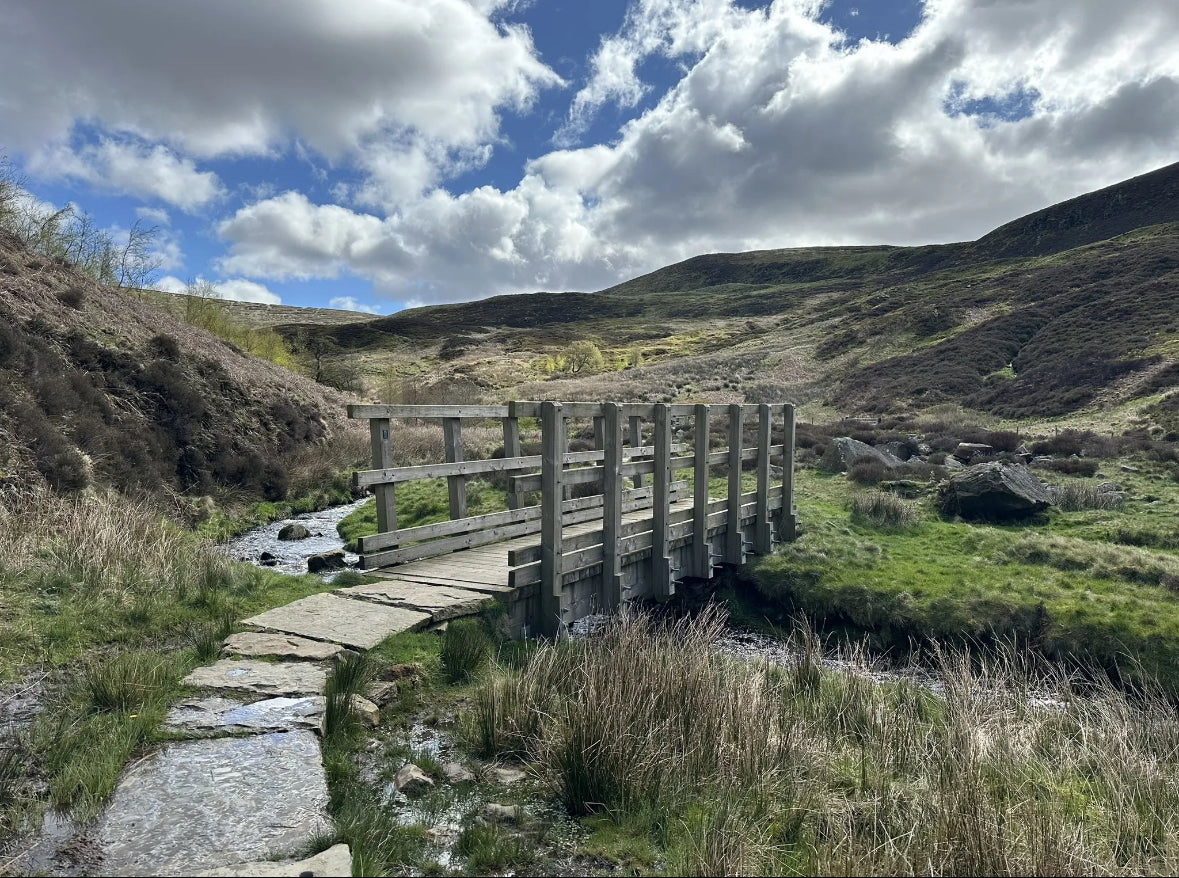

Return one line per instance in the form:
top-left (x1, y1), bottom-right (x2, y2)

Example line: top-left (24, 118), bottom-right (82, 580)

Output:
top-left (165, 696), bottom-right (326, 735)
top-left (943, 456), bottom-right (964, 469)
top-left (1098, 482), bottom-right (1122, 493)
top-left (394, 763), bottom-right (434, 795)
top-left (953, 442), bottom-right (994, 461)
top-left (349, 694), bottom-right (381, 728)
top-left (336, 580), bottom-right (492, 621)
top-left (243, 592), bottom-right (431, 650)
top-left (818, 437), bottom-right (904, 473)
top-left (443, 761), bottom-right (475, 784)
top-left (276, 523), bottom-right (310, 541)
top-left (307, 550), bottom-right (346, 573)
top-left (196, 843), bottom-right (352, 876)
top-left (222, 632), bottom-right (347, 662)
top-left (880, 440), bottom-right (913, 461)
top-left (365, 680), bottom-right (400, 707)
top-left (1030, 455), bottom-right (1055, 467)
top-left (480, 803), bottom-right (522, 824)
top-left (939, 462), bottom-right (1053, 520)
top-left (258, 552), bottom-right (278, 567)
top-left (95, 732), bottom-right (330, 877)
top-left (182, 659), bottom-right (327, 696)
top-left (1121, 464), bottom-right (1140, 473)
top-left (488, 765), bottom-right (527, 785)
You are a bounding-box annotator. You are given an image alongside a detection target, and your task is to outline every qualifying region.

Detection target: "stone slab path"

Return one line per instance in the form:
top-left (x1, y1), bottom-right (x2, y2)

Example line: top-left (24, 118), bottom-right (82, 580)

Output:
top-left (90, 569), bottom-right (497, 876)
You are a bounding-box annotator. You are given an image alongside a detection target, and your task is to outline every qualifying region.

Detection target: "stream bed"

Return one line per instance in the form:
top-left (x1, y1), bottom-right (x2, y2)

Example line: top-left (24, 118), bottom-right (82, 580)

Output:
top-left (216, 498), bottom-right (369, 576)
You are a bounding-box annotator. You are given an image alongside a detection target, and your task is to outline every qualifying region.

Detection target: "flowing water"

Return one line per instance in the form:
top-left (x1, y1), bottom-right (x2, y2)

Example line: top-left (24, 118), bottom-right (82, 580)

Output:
top-left (216, 498), bottom-right (369, 577)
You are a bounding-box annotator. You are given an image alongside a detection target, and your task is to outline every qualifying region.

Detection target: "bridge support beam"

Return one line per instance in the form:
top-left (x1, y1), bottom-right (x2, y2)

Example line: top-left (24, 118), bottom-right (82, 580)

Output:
top-left (601, 403), bottom-right (624, 611)
top-left (539, 401), bottom-right (568, 637)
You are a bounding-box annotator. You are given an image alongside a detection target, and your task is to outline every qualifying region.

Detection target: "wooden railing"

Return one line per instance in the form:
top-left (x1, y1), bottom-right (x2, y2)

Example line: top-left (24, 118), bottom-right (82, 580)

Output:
top-left (349, 401), bottom-right (798, 635)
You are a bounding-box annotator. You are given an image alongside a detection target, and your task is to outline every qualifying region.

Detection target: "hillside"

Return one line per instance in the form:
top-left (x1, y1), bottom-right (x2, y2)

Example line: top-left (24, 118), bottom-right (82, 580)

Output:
top-left (0, 230), bottom-right (360, 502)
top-left (280, 161), bottom-right (1179, 431)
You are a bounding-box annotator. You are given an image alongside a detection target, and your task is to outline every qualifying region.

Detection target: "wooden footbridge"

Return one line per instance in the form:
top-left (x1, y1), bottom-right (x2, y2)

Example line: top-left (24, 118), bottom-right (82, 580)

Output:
top-left (348, 401), bottom-right (798, 637)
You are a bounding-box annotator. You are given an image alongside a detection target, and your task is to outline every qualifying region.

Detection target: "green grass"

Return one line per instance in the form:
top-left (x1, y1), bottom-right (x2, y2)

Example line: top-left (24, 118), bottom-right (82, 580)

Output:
top-left (337, 478), bottom-right (508, 551)
top-left (474, 609), bottom-right (1179, 876)
top-left (749, 463), bottom-right (1179, 695)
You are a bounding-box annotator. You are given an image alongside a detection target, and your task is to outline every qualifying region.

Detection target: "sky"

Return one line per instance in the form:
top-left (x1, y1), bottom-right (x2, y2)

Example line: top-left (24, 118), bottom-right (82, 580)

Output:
top-left (2, 0), bottom-right (1177, 314)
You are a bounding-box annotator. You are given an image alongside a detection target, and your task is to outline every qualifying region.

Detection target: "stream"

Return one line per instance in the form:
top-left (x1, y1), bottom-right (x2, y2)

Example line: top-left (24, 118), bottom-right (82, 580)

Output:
top-left (216, 497), bottom-right (369, 577)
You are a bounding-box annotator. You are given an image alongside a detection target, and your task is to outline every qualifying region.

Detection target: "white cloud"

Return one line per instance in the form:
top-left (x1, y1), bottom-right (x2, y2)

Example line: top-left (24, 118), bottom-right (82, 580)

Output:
top-left (217, 279), bottom-right (282, 304)
top-left (216, 0), bottom-right (1179, 306)
top-left (151, 275), bottom-right (280, 304)
top-left (136, 206), bottom-right (171, 226)
top-left (329, 296), bottom-right (383, 314)
top-left (27, 140), bottom-right (223, 211)
top-left (1, 0), bottom-right (561, 205)
top-left (152, 275), bottom-right (189, 295)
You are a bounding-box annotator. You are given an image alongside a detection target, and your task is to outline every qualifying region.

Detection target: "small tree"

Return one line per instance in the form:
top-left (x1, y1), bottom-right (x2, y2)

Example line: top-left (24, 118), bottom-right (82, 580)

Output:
top-left (564, 340), bottom-right (605, 374)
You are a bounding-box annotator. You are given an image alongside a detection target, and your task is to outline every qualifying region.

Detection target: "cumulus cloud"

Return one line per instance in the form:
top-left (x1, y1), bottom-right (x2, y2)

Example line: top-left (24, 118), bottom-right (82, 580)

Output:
top-left (151, 275), bottom-right (280, 304)
top-left (217, 0), bottom-right (1179, 305)
top-left (27, 141), bottom-right (223, 211)
top-left (329, 296), bottom-right (383, 314)
top-left (1, 0), bottom-right (561, 203)
top-left (217, 279), bottom-right (282, 304)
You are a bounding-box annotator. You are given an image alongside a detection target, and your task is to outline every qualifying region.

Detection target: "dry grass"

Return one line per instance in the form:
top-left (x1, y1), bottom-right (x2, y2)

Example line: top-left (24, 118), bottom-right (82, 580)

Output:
top-left (850, 490), bottom-right (921, 529)
top-left (473, 610), bottom-right (1179, 876)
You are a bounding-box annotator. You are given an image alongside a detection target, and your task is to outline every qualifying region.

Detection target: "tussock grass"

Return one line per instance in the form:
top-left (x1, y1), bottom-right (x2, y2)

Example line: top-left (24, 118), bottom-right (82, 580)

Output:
top-left (440, 618), bottom-right (492, 683)
top-left (850, 490), bottom-right (921, 529)
top-left (323, 652), bottom-right (375, 740)
top-left (476, 611), bottom-right (1179, 876)
top-left (1050, 480), bottom-right (1125, 511)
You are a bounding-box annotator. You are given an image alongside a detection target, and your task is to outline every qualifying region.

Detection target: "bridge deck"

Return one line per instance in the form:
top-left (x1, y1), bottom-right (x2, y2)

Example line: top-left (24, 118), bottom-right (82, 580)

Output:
top-left (364, 496), bottom-right (699, 615)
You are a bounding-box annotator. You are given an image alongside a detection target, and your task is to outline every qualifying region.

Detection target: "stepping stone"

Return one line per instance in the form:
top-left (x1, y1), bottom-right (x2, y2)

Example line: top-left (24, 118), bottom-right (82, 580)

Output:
top-left (182, 660), bottom-right (327, 696)
top-left (165, 696), bottom-right (326, 735)
top-left (222, 632), bottom-right (348, 661)
top-left (243, 592), bottom-right (430, 650)
top-left (94, 732), bottom-right (330, 877)
top-left (196, 842), bottom-right (352, 876)
top-left (336, 580), bottom-right (492, 621)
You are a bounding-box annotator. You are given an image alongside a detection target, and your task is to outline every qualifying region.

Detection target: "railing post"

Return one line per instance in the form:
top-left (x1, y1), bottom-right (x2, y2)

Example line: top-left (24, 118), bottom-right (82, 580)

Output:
top-left (601, 403), bottom-right (624, 610)
top-left (443, 417), bottom-right (467, 520)
top-left (726, 403), bottom-right (745, 564)
top-left (369, 417), bottom-right (397, 541)
top-left (781, 403), bottom-right (799, 541)
top-left (540, 401), bottom-right (567, 638)
top-left (502, 410), bottom-right (521, 510)
top-left (628, 415), bottom-right (644, 488)
top-left (652, 403), bottom-right (674, 596)
top-left (755, 403), bottom-right (773, 554)
top-left (693, 404), bottom-right (711, 578)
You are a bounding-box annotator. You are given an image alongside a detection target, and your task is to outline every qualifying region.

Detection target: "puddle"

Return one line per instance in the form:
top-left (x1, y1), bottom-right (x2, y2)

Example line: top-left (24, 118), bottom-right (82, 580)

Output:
top-left (217, 498), bottom-right (369, 577)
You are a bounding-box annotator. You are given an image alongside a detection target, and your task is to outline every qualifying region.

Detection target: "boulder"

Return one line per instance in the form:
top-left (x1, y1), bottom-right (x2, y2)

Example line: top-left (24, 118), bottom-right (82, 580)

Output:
top-left (939, 462), bottom-right (1053, 520)
top-left (394, 763), bottom-right (435, 795)
top-left (479, 803), bottom-right (522, 824)
top-left (880, 441), bottom-right (913, 461)
top-left (487, 765), bottom-right (527, 785)
top-left (307, 550), bottom-right (346, 573)
top-left (258, 551), bottom-right (278, 567)
top-left (953, 442), bottom-right (993, 461)
top-left (818, 437), bottom-right (904, 473)
top-left (349, 695), bottom-right (381, 728)
top-left (277, 523), bottom-right (310, 541)
top-left (443, 761), bottom-right (476, 784)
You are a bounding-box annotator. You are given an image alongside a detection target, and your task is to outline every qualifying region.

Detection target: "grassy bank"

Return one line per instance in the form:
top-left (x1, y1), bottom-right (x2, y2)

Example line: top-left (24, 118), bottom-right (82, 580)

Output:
top-left (472, 610), bottom-right (1179, 876)
top-left (747, 450), bottom-right (1179, 696)
top-left (0, 487), bottom-right (351, 831)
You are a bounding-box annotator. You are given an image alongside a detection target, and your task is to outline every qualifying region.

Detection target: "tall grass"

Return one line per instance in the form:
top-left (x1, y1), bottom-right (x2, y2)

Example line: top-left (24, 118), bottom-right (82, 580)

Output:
top-left (850, 490), bottom-right (921, 529)
top-left (473, 610), bottom-right (1179, 876)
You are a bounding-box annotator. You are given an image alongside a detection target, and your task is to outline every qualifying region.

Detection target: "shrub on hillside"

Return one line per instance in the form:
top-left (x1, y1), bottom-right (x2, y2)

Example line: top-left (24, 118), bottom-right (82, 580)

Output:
top-left (1045, 458), bottom-right (1099, 477)
top-left (847, 459), bottom-right (892, 486)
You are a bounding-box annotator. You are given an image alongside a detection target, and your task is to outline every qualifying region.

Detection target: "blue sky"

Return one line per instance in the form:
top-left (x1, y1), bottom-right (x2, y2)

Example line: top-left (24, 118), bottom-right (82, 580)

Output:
top-left (2, 0), bottom-right (1177, 313)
